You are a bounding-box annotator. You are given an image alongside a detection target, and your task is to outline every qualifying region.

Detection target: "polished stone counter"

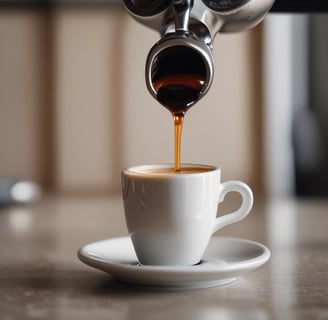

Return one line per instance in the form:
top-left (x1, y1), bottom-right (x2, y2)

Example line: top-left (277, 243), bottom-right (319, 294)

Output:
top-left (1, 195), bottom-right (327, 319)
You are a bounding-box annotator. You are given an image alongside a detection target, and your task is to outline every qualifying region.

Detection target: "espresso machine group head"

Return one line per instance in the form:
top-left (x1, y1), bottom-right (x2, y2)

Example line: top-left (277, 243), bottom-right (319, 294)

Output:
top-left (122, 0), bottom-right (275, 102)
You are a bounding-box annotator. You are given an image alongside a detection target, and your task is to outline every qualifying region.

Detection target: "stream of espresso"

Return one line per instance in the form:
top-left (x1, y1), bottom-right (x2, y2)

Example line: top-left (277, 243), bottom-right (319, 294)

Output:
top-left (153, 73), bottom-right (206, 171)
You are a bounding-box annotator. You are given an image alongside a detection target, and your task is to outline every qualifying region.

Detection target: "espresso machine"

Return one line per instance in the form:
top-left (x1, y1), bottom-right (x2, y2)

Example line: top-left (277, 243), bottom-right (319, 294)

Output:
top-left (120, 0), bottom-right (328, 108)
top-left (121, 0), bottom-right (328, 196)
top-left (121, 0), bottom-right (275, 103)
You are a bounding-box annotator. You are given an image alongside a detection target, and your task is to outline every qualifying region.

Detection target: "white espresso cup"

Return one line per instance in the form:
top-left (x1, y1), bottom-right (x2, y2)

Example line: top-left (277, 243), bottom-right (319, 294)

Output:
top-left (121, 164), bottom-right (253, 266)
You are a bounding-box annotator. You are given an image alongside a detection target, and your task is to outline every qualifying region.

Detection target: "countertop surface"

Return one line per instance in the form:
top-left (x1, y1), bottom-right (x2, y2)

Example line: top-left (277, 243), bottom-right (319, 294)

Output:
top-left (1, 194), bottom-right (327, 320)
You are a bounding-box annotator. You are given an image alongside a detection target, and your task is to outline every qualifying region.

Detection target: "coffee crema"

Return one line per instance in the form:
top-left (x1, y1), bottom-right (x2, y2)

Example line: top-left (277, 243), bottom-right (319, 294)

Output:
top-left (128, 165), bottom-right (213, 176)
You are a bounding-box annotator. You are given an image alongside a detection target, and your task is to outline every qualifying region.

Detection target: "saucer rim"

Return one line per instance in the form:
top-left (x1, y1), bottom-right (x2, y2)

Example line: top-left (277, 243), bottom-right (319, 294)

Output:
top-left (78, 236), bottom-right (270, 284)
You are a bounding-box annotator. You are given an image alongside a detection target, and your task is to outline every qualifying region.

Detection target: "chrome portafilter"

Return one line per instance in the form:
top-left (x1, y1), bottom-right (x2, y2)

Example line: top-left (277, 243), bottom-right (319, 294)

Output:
top-left (145, 32), bottom-right (214, 103)
top-left (122, 0), bottom-right (275, 99)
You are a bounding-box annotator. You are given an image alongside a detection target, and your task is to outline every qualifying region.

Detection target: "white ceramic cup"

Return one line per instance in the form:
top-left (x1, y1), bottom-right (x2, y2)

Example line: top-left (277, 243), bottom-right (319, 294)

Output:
top-left (121, 164), bottom-right (253, 266)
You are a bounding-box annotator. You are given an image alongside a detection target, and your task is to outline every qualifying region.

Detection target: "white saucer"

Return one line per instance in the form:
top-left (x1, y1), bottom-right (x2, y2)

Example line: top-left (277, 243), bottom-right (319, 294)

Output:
top-left (78, 236), bottom-right (270, 289)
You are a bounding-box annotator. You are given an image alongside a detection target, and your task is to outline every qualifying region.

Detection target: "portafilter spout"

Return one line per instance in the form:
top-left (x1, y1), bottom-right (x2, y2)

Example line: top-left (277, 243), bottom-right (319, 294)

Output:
top-left (122, 0), bottom-right (275, 101)
top-left (145, 0), bottom-right (214, 104)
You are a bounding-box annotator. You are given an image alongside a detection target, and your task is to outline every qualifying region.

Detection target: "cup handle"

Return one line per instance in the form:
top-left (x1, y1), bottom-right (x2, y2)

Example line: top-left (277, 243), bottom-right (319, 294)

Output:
top-left (213, 180), bottom-right (253, 234)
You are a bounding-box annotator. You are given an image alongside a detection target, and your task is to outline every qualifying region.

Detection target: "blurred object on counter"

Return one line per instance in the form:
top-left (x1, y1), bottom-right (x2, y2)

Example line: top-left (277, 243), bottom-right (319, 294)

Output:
top-left (0, 178), bottom-right (42, 207)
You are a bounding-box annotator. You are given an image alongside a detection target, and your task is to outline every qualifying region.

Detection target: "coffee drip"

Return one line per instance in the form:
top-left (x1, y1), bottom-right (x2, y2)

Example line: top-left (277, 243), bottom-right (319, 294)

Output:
top-left (122, 0), bottom-right (275, 171)
top-left (148, 1), bottom-right (212, 171)
top-left (151, 46), bottom-right (207, 171)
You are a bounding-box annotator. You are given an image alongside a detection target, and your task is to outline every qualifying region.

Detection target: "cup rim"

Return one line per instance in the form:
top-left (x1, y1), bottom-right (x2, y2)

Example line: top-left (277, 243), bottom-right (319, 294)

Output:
top-left (122, 163), bottom-right (220, 179)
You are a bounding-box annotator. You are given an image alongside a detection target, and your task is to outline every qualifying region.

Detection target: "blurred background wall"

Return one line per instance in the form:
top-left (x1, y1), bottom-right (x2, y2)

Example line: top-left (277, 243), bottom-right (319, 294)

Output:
top-left (0, 6), bottom-right (264, 195)
top-left (1, 5), bottom-right (327, 197)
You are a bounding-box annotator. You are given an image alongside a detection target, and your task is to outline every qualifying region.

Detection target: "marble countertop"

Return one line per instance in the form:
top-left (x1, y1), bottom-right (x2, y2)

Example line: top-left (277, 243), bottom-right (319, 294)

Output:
top-left (1, 194), bottom-right (327, 320)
